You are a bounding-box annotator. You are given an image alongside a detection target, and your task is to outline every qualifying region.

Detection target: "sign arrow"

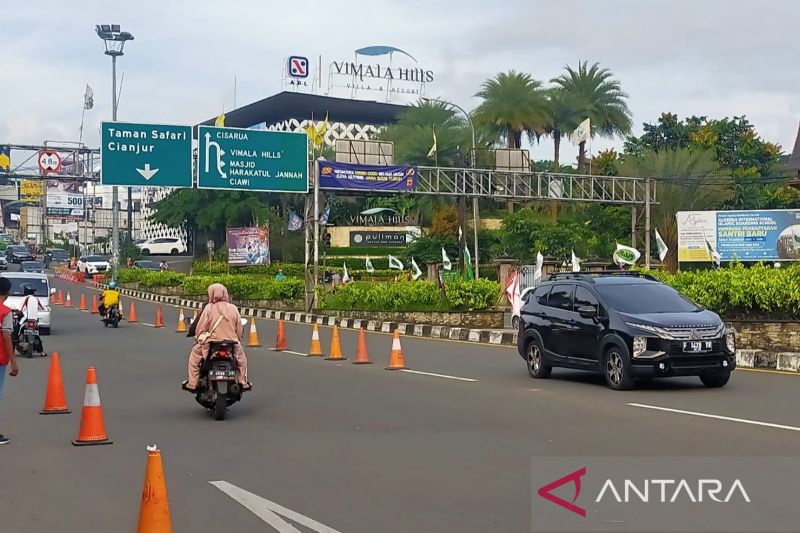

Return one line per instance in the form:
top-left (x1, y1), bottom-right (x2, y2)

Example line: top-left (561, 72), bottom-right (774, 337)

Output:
top-left (136, 163), bottom-right (160, 180)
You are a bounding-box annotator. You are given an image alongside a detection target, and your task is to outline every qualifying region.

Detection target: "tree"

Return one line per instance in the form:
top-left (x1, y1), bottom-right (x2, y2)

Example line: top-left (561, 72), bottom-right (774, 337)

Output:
top-left (551, 62), bottom-right (632, 172)
top-left (543, 88), bottom-right (584, 170)
top-left (428, 204), bottom-right (459, 237)
top-left (473, 71), bottom-right (548, 149)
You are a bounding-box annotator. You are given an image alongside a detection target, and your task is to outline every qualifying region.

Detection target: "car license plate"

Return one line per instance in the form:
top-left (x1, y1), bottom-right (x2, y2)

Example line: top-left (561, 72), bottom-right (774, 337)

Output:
top-left (683, 340), bottom-right (712, 353)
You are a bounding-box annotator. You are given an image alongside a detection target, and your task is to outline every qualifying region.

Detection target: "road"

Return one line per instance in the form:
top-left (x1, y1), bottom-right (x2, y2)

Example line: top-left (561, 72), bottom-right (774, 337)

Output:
top-left (1, 276), bottom-right (799, 532)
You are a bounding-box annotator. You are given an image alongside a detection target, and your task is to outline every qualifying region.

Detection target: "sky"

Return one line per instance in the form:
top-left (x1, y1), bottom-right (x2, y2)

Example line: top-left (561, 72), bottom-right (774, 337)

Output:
top-left (2, 0), bottom-right (799, 168)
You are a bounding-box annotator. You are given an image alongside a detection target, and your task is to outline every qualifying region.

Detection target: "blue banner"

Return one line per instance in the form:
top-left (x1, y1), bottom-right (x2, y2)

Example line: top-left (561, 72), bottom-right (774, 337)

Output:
top-left (318, 161), bottom-right (417, 191)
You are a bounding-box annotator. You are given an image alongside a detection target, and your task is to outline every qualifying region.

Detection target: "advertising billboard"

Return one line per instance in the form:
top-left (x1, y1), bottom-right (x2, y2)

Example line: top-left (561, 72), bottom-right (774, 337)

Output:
top-left (226, 227), bottom-right (270, 266)
top-left (47, 180), bottom-right (84, 218)
top-left (318, 161), bottom-right (417, 192)
top-left (677, 209), bottom-right (800, 262)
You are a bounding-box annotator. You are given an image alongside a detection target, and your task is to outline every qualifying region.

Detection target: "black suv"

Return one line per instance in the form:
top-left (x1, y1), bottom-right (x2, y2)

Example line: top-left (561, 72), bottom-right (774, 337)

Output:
top-left (516, 272), bottom-right (736, 390)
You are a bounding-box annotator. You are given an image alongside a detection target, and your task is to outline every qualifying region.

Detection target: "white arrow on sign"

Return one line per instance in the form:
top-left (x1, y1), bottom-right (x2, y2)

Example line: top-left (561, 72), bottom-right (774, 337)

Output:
top-left (210, 481), bottom-right (342, 533)
top-left (136, 163), bottom-right (160, 180)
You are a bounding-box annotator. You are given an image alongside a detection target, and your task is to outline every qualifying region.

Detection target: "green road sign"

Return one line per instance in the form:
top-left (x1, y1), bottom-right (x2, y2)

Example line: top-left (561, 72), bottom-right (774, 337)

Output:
top-left (101, 122), bottom-right (192, 187)
top-left (198, 126), bottom-right (308, 192)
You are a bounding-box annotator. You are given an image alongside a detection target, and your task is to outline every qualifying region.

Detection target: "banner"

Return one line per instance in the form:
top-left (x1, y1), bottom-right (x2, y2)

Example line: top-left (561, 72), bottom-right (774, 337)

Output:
top-left (318, 161), bottom-right (417, 192)
top-left (227, 227), bottom-right (270, 266)
top-left (21, 180), bottom-right (44, 202)
top-left (47, 180), bottom-right (84, 218)
top-left (677, 209), bottom-right (800, 262)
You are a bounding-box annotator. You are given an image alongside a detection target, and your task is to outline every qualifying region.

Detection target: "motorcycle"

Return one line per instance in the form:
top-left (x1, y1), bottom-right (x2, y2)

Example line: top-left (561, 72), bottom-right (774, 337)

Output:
top-left (102, 303), bottom-right (122, 328)
top-left (13, 311), bottom-right (44, 358)
top-left (183, 318), bottom-right (248, 420)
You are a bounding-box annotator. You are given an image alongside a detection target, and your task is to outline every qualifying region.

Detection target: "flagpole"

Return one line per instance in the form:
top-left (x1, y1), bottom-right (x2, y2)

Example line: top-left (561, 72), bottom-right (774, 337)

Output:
top-left (79, 106), bottom-right (86, 145)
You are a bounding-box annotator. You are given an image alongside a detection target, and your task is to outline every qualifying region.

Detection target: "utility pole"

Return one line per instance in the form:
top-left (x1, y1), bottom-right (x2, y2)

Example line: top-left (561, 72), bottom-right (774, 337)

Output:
top-left (645, 177), bottom-right (652, 269)
top-left (111, 54), bottom-right (120, 270)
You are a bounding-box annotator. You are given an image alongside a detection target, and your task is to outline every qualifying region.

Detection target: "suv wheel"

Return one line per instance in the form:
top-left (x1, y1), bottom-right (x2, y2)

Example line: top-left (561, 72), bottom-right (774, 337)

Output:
top-left (699, 370), bottom-right (730, 388)
top-left (141, 248), bottom-right (150, 255)
top-left (171, 248), bottom-right (179, 255)
top-left (603, 346), bottom-right (635, 390)
top-left (526, 337), bottom-right (552, 379)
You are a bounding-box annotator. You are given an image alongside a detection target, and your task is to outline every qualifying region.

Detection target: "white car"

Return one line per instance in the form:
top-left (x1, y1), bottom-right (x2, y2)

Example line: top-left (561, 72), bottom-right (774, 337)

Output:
top-left (136, 237), bottom-right (187, 256)
top-left (3, 272), bottom-right (54, 334)
top-left (77, 255), bottom-right (111, 275)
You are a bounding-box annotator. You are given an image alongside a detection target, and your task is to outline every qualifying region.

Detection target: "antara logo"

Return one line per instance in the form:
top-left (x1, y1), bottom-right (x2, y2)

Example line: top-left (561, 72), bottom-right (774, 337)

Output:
top-left (537, 468), bottom-right (587, 517)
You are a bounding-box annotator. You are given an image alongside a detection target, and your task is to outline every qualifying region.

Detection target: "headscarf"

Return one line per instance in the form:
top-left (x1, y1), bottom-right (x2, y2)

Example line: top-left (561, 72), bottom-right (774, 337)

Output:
top-left (201, 283), bottom-right (234, 332)
top-left (208, 283), bottom-right (229, 303)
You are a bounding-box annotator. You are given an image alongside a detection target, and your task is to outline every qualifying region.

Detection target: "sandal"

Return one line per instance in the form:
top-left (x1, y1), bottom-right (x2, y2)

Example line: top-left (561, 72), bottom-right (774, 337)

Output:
top-left (242, 382), bottom-right (253, 391)
top-left (181, 380), bottom-right (197, 392)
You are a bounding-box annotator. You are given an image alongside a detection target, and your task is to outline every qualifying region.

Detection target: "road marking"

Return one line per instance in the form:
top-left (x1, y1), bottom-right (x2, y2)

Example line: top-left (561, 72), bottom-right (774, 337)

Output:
top-left (282, 350), bottom-right (307, 356)
top-left (141, 322), bottom-right (156, 327)
top-left (210, 481), bottom-right (342, 533)
top-left (627, 403), bottom-right (800, 433)
top-left (399, 369), bottom-right (477, 382)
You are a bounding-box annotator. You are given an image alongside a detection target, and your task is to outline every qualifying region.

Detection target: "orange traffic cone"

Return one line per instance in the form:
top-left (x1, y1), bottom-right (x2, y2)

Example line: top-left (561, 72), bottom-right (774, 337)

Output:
top-left (274, 320), bottom-right (287, 351)
top-left (64, 292), bottom-right (73, 309)
top-left (325, 325), bottom-right (346, 361)
top-left (386, 330), bottom-right (406, 370)
top-left (50, 292), bottom-right (56, 305)
top-left (307, 324), bottom-right (323, 356)
top-left (128, 302), bottom-right (139, 323)
top-left (246, 318), bottom-right (261, 347)
top-left (136, 445), bottom-right (173, 533)
top-left (91, 295), bottom-right (99, 314)
top-left (154, 305), bottom-right (164, 328)
top-left (176, 309), bottom-right (187, 333)
top-left (352, 328), bottom-right (373, 365)
top-left (72, 367), bottom-right (112, 446)
top-left (56, 290), bottom-right (64, 305)
top-left (79, 293), bottom-right (87, 311)
top-left (40, 352), bottom-right (70, 414)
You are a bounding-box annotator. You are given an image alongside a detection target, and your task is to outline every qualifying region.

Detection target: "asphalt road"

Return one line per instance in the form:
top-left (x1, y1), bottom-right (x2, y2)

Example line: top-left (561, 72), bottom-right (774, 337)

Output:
top-left (1, 277), bottom-right (799, 532)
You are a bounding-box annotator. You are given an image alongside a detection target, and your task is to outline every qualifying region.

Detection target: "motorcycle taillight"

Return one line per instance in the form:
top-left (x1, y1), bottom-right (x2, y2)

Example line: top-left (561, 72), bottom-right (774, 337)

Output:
top-left (218, 351), bottom-right (230, 358)
top-left (26, 320), bottom-right (36, 328)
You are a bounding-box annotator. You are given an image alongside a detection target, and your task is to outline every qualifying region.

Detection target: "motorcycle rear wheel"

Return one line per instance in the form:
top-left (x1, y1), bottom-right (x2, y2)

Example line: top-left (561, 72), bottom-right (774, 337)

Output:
top-left (213, 394), bottom-right (227, 421)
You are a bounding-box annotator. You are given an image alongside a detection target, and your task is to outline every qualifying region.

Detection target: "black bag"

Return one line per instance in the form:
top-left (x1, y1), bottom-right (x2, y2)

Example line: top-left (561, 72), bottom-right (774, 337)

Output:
top-left (187, 313), bottom-right (199, 337)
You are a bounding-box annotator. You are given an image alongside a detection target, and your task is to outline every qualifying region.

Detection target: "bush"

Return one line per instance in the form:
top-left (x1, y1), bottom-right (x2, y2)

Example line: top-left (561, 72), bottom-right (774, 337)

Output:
top-left (117, 269), bottom-right (186, 287)
top-left (192, 261), bottom-right (305, 277)
top-left (181, 275), bottom-right (304, 300)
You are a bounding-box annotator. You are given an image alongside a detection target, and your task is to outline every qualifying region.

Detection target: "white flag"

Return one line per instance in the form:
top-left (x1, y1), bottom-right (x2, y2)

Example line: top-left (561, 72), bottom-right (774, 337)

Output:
top-left (411, 257), bottom-right (423, 280)
top-left (441, 247), bottom-right (452, 271)
top-left (458, 226), bottom-right (463, 240)
top-left (705, 238), bottom-right (721, 266)
top-left (569, 118), bottom-right (590, 145)
top-left (342, 262), bottom-right (350, 283)
top-left (83, 85), bottom-right (94, 110)
top-left (534, 251), bottom-right (544, 283)
top-left (365, 256), bottom-right (375, 273)
top-left (613, 243), bottom-right (641, 266)
top-left (504, 271), bottom-right (523, 317)
top-left (388, 255), bottom-right (404, 270)
top-left (655, 229), bottom-right (669, 262)
top-left (571, 250), bottom-right (581, 272)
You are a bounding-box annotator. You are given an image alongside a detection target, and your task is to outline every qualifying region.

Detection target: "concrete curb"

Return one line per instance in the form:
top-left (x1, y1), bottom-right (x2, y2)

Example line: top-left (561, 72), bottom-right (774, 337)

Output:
top-left (105, 286), bottom-right (800, 373)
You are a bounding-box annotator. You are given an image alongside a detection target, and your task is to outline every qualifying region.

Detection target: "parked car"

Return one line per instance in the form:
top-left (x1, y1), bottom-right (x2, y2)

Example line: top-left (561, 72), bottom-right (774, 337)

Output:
top-left (21, 261), bottom-right (45, 273)
top-left (516, 272), bottom-right (736, 390)
top-left (132, 260), bottom-right (161, 271)
top-left (136, 237), bottom-right (187, 256)
top-left (3, 272), bottom-right (53, 335)
top-left (77, 255), bottom-right (110, 275)
top-left (6, 245), bottom-right (34, 263)
top-left (44, 248), bottom-right (70, 264)
top-left (0, 256), bottom-right (7, 270)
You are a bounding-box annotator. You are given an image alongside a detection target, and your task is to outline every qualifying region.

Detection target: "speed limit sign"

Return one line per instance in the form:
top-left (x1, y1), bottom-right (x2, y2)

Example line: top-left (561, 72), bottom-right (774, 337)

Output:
top-left (38, 150), bottom-right (62, 174)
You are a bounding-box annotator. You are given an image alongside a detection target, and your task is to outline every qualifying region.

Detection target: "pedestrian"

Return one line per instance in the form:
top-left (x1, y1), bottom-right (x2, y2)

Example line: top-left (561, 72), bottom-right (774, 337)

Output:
top-left (0, 276), bottom-right (18, 445)
top-left (331, 270), bottom-right (341, 287)
top-left (127, 257), bottom-right (133, 268)
top-left (160, 260), bottom-right (170, 272)
top-left (275, 269), bottom-right (286, 281)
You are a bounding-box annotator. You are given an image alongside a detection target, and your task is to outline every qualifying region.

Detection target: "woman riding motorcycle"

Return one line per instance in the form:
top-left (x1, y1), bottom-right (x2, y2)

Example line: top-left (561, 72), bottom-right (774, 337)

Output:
top-left (183, 283), bottom-right (250, 392)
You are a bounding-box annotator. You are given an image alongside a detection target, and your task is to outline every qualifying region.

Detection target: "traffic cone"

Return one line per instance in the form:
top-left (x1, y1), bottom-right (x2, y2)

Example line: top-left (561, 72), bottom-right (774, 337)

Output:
top-left (352, 328), bottom-right (373, 364)
top-left (128, 302), bottom-right (139, 323)
top-left (246, 318), bottom-right (261, 347)
top-left (40, 352), bottom-right (70, 415)
top-left (91, 295), bottom-right (99, 314)
top-left (154, 305), bottom-right (164, 328)
top-left (325, 325), bottom-right (346, 361)
top-left (56, 290), bottom-right (64, 305)
top-left (386, 330), bottom-right (406, 370)
top-left (274, 320), bottom-right (287, 351)
top-left (50, 292), bottom-right (56, 305)
top-left (176, 309), bottom-right (187, 333)
top-left (136, 445), bottom-right (173, 533)
top-left (79, 293), bottom-right (87, 311)
top-left (307, 324), bottom-right (323, 356)
top-left (64, 292), bottom-right (73, 309)
top-left (72, 367), bottom-right (112, 446)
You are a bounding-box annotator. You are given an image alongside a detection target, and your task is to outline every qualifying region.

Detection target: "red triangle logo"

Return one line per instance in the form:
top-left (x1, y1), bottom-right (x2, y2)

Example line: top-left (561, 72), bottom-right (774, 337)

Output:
top-left (537, 467), bottom-right (587, 517)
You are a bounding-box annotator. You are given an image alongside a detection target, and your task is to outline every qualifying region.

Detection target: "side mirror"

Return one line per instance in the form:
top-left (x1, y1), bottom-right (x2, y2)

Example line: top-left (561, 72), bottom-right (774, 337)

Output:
top-left (577, 305), bottom-right (597, 319)
top-left (241, 318), bottom-right (248, 327)
top-left (50, 288), bottom-right (57, 295)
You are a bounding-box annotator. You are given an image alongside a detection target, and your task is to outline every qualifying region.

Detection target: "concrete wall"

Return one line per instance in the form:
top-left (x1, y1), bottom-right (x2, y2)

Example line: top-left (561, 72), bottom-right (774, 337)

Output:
top-left (727, 320), bottom-right (800, 352)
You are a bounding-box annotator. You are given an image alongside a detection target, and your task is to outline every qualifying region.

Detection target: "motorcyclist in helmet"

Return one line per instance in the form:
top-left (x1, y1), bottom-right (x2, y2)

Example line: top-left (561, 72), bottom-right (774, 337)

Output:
top-left (16, 283), bottom-right (45, 354)
top-left (98, 280), bottom-right (121, 319)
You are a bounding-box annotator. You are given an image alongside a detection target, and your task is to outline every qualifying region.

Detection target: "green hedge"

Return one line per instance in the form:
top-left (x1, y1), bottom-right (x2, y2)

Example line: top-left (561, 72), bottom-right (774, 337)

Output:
top-left (181, 275), bottom-right (304, 300)
top-left (117, 269), bottom-right (185, 287)
top-left (192, 262), bottom-right (305, 277)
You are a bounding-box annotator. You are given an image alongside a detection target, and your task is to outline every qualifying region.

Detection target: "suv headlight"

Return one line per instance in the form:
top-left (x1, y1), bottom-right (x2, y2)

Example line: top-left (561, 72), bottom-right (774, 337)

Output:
top-left (632, 336), bottom-right (648, 358)
top-left (725, 329), bottom-right (736, 354)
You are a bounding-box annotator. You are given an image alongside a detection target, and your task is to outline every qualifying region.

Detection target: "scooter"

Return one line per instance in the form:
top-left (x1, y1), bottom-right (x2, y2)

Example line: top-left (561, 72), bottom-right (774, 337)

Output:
top-left (12, 311), bottom-right (45, 358)
top-left (101, 303), bottom-right (122, 328)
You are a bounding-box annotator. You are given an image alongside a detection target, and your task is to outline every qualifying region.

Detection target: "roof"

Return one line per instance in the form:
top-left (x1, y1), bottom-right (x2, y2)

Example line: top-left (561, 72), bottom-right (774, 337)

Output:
top-left (546, 272), bottom-right (660, 285)
top-left (199, 91), bottom-right (409, 129)
top-left (789, 120), bottom-right (800, 172)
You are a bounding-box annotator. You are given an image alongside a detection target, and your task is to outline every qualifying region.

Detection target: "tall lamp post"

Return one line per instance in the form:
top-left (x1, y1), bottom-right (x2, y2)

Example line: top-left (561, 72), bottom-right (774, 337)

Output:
top-left (422, 97), bottom-right (479, 278)
top-left (95, 24), bottom-right (134, 271)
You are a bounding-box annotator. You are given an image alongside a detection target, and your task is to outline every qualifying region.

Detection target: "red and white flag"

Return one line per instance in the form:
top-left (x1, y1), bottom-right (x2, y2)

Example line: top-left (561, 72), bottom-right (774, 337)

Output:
top-left (504, 270), bottom-right (523, 316)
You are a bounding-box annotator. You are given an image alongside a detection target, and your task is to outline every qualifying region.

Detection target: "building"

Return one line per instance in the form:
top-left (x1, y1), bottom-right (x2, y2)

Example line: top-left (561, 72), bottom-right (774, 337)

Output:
top-left (790, 120), bottom-right (800, 181)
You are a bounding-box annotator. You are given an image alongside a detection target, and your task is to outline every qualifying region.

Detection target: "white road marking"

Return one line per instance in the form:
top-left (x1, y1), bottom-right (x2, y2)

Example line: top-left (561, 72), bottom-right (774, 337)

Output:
top-left (281, 350), bottom-right (307, 356)
top-left (210, 481), bottom-right (342, 533)
top-left (399, 369), bottom-right (477, 382)
top-left (627, 403), bottom-right (800, 433)
top-left (141, 322), bottom-right (156, 327)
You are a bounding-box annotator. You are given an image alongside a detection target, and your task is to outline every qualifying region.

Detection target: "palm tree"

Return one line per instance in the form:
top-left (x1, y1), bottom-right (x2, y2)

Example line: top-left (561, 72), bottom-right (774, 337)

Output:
top-left (551, 62), bottom-right (632, 172)
top-left (543, 88), bottom-right (583, 171)
top-left (473, 71), bottom-right (548, 149)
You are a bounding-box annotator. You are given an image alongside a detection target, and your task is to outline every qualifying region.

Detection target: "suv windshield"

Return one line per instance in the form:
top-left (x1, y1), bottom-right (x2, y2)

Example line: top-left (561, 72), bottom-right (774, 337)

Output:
top-left (7, 277), bottom-right (48, 296)
top-left (9, 246), bottom-right (27, 253)
top-left (48, 249), bottom-right (68, 259)
top-left (595, 283), bottom-right (700, 314)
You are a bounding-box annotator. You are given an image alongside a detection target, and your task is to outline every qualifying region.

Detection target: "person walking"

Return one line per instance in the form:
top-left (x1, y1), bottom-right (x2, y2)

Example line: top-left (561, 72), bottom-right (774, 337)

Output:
top-left (0, 277), bottom-right (19, 445)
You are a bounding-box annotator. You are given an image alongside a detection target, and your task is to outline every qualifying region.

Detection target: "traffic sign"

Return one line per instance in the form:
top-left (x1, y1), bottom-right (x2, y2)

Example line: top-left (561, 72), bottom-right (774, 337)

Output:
top-left (101, 122), bottom-right (192, 188)
top-left (197, 127), bottom-right (308, 193)
top-left (38, 150), bottom-right (62, 174)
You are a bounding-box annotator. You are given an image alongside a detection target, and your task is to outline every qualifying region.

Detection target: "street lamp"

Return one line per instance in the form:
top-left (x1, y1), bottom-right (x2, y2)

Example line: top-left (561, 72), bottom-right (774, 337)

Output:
top-left (95, 24), bottom-right (134, 272)
top-left (421, 97), bottom-right (479, 278)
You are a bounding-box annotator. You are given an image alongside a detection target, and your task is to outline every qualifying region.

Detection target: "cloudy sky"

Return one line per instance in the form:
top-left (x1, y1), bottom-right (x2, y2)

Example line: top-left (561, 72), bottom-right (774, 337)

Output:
top-left (3, 0), bottom-right (799, 167)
